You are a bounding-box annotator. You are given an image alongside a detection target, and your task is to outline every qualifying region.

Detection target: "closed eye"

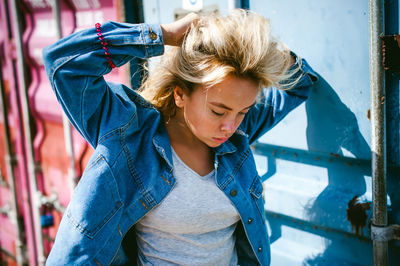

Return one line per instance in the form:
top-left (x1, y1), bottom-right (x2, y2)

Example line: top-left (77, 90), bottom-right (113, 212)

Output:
top-left (212, 110), bottom-right (224, 116)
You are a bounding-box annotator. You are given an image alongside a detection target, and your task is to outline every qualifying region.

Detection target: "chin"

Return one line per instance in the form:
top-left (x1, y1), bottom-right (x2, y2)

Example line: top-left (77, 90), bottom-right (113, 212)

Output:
top-left (205, 140), bottom-right (223, 148)
top-left (198, 136), bottom-right (225, 148)
top-left (207, 143), bottom-right (222, 148)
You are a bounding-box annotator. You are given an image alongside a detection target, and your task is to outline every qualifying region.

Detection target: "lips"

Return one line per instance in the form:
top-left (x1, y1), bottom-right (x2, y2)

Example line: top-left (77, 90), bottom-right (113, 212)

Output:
top-left (212, 137), bottom-right (229, 143)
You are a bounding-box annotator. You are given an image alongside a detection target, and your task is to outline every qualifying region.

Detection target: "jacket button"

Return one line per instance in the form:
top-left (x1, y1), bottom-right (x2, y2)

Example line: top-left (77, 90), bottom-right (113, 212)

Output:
top-left (149, 32), bottom-right (158, 40)
top-left (258, 247), bottom-right (263, 252)
top-left (149, 27), bottom-right (158, 40)
top-left (230, 189), bottom-right (237, 197)
top-left (248, 218), bottom-right (253, 224)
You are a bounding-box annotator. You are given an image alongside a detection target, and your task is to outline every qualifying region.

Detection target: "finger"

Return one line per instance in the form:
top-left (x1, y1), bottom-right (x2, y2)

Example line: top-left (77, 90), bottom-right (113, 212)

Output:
top-left (180, 12), bottom-right (200, 25)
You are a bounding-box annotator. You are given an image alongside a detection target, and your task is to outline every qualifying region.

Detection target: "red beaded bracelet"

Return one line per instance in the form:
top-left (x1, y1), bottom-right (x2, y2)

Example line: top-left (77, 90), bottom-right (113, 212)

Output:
top-left (95, 23), bottom-right (116, 68)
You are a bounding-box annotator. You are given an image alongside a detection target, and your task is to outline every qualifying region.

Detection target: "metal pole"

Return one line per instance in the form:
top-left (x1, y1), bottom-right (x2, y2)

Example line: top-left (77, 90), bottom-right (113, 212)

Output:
top-left (228, 0), bottom-right (241, 10)
top-left (50, 0), bottom-right (77, 194)
top-left (369, 0), bottom-right (387, 265)
top-left (228, 0), bottom-right (249, 10)
top-left (9, 0), bottom-right (46, 265)
top-left (0, 56), bottom-right (26, 266)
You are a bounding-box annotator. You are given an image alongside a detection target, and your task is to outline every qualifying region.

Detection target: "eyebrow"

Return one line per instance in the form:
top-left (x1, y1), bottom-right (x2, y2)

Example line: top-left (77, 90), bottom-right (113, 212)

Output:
top-left (209, 101), bottom-right (256, 111)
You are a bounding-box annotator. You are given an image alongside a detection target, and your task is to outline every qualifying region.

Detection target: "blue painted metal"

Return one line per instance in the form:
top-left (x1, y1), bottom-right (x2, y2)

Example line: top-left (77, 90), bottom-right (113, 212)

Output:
top-left (142, 0), bottom-right (399, 265)
top-left (385, 0), bottom-right (399, 166)
top-left (385, 0), bottom-right (400, 265)
top-left (250, 0), bottom-right (399, 265)
top-left (241, 0), bottom-right (249, 9)
top-left (40, 214), bottom-right (54, 228)
top-left (123, 0), bottom-right (146, 90)
top-left (251, 1), bottom-right (371, 159)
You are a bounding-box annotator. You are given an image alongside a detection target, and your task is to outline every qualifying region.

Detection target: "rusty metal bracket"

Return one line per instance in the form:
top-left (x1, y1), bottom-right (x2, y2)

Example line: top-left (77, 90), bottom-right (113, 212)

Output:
top-left (381, 34), bottom-right (400, 74)
top-left (371, 224), bottom-right (400, 241)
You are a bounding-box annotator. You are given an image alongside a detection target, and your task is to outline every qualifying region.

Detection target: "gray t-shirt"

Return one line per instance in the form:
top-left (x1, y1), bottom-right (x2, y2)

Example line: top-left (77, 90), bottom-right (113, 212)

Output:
top-left (135, 148), bottom-right (240, 265)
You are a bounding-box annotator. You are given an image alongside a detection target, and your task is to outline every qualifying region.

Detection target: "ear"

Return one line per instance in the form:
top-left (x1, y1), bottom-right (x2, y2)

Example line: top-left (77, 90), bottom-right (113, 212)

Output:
top-left (173, 86), bottom-right (186, 108)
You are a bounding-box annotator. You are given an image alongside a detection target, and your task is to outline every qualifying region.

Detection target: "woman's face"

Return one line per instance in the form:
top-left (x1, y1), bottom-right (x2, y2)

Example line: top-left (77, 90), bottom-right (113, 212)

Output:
top-left (176, 75), bottom-right (259, 147)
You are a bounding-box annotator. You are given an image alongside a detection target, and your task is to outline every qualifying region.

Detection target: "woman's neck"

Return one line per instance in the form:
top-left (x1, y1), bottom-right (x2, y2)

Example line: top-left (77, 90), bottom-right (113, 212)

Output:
top-left (164, 113), bottom-right (207, 150)
top-left (164, 112), bottom-right (214, 176)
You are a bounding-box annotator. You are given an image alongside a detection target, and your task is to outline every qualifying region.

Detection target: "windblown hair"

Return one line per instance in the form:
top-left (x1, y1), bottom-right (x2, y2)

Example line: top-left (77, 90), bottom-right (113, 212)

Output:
top-left (139, 9), bottom-right (299, 118)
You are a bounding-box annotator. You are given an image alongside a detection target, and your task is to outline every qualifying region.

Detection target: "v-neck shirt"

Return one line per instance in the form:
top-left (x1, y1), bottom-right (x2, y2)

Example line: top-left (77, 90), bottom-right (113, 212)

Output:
top-left (134, 147), bottom-right (240, 265)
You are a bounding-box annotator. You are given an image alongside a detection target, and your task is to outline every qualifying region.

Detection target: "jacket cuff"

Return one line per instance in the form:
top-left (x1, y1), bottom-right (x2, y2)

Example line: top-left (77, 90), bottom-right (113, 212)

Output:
top-left (284, 51), bottom-right (319, 98)
top-left (140, 24), bottom-right (165, 58)
top-left (290, 51), bottom-right (319, 85)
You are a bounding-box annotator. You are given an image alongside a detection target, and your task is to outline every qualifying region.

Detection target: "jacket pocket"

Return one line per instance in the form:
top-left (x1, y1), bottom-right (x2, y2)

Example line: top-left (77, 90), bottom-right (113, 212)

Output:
top-left (249, 175), bottom-right (266, 220)
top-left (66, 155), bottom-right (123, 239)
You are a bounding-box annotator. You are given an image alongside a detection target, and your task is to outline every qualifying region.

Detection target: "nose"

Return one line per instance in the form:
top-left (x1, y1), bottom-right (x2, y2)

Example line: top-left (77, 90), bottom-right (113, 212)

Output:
top-left (220, 119), bottom-right (236, 134)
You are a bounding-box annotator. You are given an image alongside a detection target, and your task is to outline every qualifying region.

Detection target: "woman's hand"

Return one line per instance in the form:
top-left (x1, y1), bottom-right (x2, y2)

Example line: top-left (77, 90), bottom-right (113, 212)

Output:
top-left (161, 13), bottom-right (200, 46)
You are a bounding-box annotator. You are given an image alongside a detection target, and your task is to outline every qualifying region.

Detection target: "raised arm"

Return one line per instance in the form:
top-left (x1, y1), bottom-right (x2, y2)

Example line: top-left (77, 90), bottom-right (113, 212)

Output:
top-left (42, 22), bottom-right (164, 148)
top-left (239, 53), bottom-right (319, 144)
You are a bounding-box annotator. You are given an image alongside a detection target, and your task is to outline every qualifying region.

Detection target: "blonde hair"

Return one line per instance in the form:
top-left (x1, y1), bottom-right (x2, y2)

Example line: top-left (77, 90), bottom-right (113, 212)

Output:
top-left (139, 9), bottom-right (299, 118)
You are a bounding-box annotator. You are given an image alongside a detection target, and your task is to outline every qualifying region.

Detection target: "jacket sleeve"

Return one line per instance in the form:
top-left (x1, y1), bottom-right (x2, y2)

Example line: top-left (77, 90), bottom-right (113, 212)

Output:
top-left (42, 22), bottom-right (164, 148)
top-left (239, 53), bottom-right (319, 144)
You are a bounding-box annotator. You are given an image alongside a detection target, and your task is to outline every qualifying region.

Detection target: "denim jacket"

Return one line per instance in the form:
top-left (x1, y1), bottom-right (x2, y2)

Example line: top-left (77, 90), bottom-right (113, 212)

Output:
top-left (42, 22), bottom-right (318, 266)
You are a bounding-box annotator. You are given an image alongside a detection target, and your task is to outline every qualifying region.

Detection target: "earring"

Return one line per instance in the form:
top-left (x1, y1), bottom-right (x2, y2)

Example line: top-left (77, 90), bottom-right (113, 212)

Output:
top-left (166, 115), bottom-right (171, 124)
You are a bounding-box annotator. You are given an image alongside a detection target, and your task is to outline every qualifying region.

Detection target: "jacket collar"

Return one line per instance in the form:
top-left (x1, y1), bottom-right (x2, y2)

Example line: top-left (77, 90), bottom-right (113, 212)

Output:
top-left (213, 139), bottom-right (237, 155)
top-left (152, 120), bottom-right (247, 164)
top-left (213, 129), bottom-right (249, 156)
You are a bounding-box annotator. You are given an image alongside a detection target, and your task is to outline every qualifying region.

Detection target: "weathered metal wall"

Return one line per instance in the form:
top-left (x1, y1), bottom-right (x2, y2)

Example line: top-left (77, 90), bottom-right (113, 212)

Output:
top-left (249, 0), bottom-right (399, 265)
top-left (0, 0), bottom-right (134, 265)
top-left (143, 0), bottom-right (399, 265)
top-left (1, 0), bottom-right (398, 265)
top-left (385, 0), bottom-right (400, 265)
top-left (1, 1), bottom-right (35, 264)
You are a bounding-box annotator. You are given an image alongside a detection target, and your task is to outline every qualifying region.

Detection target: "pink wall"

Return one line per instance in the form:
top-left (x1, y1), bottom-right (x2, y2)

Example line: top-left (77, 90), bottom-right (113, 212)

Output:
top-left (0, 0), bottom-right (129, 264)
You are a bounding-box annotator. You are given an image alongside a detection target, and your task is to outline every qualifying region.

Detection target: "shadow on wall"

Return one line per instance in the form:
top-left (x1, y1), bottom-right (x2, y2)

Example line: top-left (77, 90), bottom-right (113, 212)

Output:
top-left (303, 74), bottom-right (372, 264)
top-left (261, 74), bottom-right (372, 262)
top-left (304, 73), bottom-right (370, 220)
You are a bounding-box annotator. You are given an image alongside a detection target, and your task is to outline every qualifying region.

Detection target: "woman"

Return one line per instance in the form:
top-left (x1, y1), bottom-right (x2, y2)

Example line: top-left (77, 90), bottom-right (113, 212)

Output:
top-left (43, 9), bottom-right (318, 266)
